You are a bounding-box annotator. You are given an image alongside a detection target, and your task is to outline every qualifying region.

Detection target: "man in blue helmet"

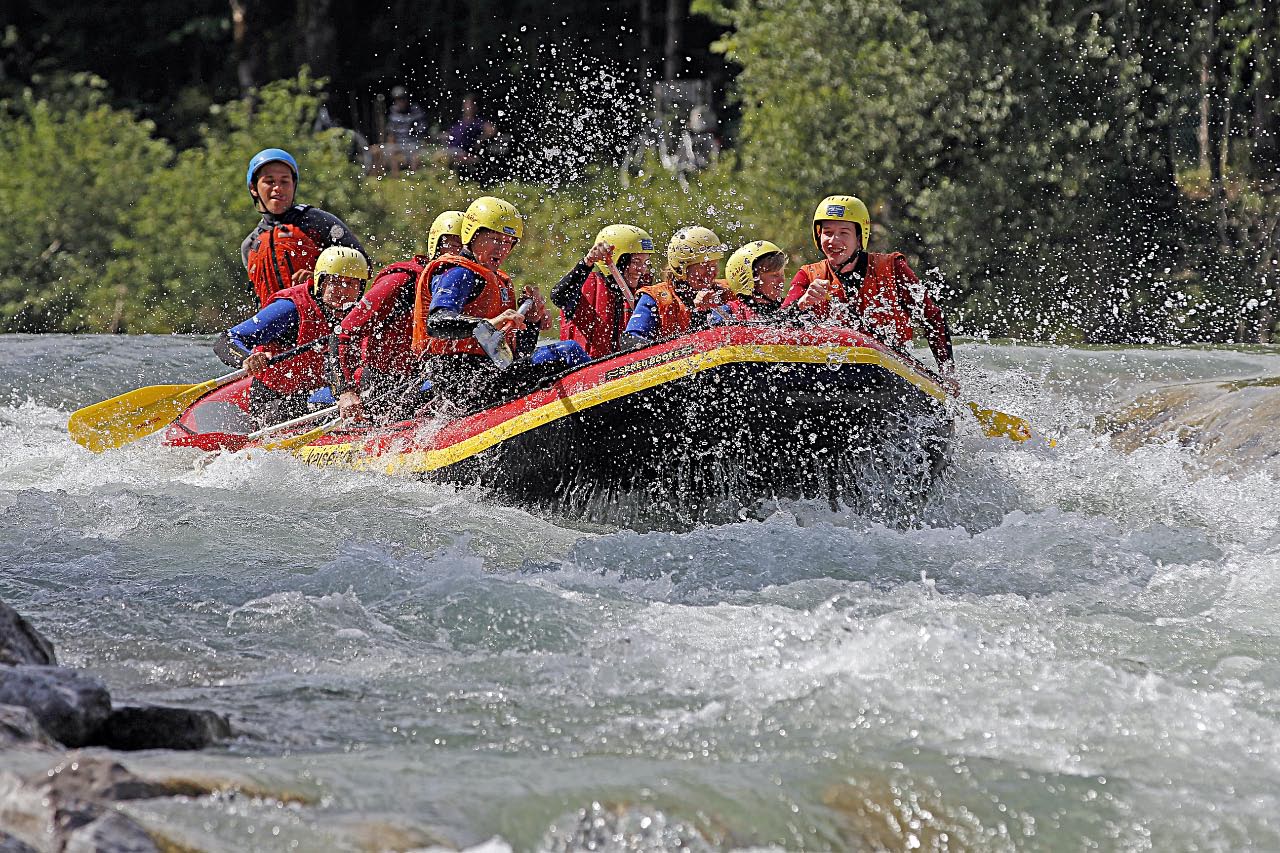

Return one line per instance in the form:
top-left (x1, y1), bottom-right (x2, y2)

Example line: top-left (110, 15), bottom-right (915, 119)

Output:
top-left (241, 148), bottom-right (369, 306)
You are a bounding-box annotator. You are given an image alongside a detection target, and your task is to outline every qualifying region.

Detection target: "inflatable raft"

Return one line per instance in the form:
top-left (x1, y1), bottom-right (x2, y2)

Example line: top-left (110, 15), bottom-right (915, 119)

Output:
top-left (164, 325), bottom-right (955, 526)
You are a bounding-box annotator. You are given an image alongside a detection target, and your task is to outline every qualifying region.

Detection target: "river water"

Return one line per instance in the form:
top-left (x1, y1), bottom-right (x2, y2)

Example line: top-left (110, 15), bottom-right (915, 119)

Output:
top-left (1, 334), bottom-right (1278, 852)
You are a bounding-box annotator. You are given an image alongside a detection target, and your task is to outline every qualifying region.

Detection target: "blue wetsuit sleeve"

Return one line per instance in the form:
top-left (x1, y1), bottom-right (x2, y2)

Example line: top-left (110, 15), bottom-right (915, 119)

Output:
top-left (624, 293), bottom-right (660, 339)
top-left (427, 267), bottom-right (487, 340)
top-left (226, 299), bottom-right (300, 355)
top-left (429, 267), bottom-right (480, 315)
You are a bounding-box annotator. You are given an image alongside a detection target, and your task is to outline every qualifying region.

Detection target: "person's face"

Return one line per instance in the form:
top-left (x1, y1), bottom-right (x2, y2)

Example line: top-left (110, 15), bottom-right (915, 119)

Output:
top-left (462, 97), bottom-right (476, 119)
top-left (470, 229), bottom-right (518, 269)
top-left (437, 234), bottom-right (463, 256)
top-left (753, 266), bottom-right (787, 303)
top-left (253, 163), bottom-right (296, 215)
top-left (320, 275), bottom-right (364, 311)
top-left (684, 259), bottom-right (718, 289)
top-left (818, 221), bottom-right (861, 266)
top-left (621, 253), bottom-right (652, 288)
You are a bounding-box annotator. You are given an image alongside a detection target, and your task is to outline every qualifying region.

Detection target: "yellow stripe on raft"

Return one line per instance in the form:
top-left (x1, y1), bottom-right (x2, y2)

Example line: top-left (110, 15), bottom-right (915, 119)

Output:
top-left (294, 343), bottom-right (947, 474)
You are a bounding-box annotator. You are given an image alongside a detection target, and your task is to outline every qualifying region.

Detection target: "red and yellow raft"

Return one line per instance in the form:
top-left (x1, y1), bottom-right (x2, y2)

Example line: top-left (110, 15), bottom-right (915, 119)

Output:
top-left (164, 325), bottom-right (954, 525)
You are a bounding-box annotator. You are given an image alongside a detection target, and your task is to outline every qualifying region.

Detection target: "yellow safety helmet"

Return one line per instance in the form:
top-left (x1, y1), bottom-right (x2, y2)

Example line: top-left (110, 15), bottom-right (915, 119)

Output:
top-left (593, 224), bottom-right (655, 275)
top-left (811, 194), bottom-right (871, 253)
top-left (665, 226), bottom-right (726, 277)
top-left (428, 210), bottom-right (464, 257)
top-left (460, 196), bottom-right (523, 245)
top-left (312, 246), bottom-right (370, 291)
top-left (724, 240), bottom-right (787, 296)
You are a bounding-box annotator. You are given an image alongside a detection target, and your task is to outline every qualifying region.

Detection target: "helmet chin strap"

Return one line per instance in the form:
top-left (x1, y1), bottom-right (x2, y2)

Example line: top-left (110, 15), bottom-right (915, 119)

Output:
top-left (833, 250), bottom-right (863, 276)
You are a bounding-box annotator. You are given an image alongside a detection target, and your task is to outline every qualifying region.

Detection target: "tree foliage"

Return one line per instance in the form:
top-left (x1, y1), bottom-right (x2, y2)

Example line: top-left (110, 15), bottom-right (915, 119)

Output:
top-left (703, 0), bottom-right (1279, 343)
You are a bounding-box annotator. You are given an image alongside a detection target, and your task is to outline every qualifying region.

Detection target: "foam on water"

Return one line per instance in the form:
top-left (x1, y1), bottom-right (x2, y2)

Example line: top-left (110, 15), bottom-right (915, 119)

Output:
top-left (3, 335), bottom-right (1280, 850)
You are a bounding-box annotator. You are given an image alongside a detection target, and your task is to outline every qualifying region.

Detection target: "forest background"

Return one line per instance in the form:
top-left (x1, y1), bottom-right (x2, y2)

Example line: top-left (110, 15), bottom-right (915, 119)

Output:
top-left (1, 0), bottom-right (1277, 344)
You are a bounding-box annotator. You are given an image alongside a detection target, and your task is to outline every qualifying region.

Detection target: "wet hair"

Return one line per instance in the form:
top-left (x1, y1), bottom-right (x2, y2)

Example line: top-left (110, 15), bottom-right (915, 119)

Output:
top-left (753, 251), bottom-right (787, 276)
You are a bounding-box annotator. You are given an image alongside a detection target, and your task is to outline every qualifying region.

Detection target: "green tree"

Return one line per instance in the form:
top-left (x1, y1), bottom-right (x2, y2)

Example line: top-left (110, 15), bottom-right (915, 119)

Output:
top-left (0, 75), bottom-right (173, 332)
top-left (98, 71), bottom-right (390, 333)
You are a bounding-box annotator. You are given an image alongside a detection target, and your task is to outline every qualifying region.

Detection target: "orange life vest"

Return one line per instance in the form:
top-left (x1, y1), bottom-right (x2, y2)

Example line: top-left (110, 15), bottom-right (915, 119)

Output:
top-left (411, 253), bottom-right (517, 356)
top-left (636, 281), bottom-right (693, 338)
top-left (245, 221), bottom-right (323, 306)
top-left (799, 252), bottom-right (914, 347)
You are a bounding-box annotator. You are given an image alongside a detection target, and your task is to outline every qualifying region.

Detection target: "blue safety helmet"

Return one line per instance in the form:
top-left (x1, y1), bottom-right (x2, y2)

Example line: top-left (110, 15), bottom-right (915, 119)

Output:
top-left (246, 148), bottom-right (299, 193)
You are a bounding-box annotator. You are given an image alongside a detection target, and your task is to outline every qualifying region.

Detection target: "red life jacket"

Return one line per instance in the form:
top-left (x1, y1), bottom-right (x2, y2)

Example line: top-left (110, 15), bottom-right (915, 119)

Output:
top-left (245, 211), bottom-right (324, 306)
top-left (254, 282), bottom-right (331, 395)
top-left (358, 257), bottom-right (425, 376)
top-left (560, 270), bottom-right (630, 359)
top-left (636, 281), bottom-right (693, 338)
top-left (717, 298), bottom-right (759, 323)
top-left (411, 253), bottom-right (517, 356)
top-left (798, 252), bottom-right (914, 347)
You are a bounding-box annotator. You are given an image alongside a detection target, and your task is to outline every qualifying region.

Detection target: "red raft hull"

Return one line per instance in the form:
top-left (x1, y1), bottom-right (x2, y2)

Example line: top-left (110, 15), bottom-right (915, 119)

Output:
top-left (165, 326), bottom-right (954, 526)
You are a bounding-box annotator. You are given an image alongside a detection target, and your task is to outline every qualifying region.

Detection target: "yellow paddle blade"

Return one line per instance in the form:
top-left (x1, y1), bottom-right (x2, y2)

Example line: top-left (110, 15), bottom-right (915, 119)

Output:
top-left (262, 418), bottom-right (342, 452)
top-left (67, 379), bottom-right (221, 452)
top-left (968, 402), bottom-right (1058, 447)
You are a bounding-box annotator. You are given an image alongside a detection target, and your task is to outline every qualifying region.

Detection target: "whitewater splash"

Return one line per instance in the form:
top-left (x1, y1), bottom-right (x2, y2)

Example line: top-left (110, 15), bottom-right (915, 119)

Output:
top-left (2, 334), bottom-right (1279, 851)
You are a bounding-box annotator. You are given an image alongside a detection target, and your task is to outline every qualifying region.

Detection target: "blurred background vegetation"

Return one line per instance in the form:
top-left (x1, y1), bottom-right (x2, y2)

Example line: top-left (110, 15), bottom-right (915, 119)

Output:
top-left (1, 0), bottom-right (1276, 343)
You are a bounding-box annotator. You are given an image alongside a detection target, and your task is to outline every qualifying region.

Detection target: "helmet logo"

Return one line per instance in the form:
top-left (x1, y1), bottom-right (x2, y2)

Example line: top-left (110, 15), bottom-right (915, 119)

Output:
top-left (825, 204), bottom-right (846, 217)
top-left (503, 226), bottom-right (517, 235)
top-left (639, 239), bottom-right (654, 251)
top-left (330, 225), bottom-right (345, 241)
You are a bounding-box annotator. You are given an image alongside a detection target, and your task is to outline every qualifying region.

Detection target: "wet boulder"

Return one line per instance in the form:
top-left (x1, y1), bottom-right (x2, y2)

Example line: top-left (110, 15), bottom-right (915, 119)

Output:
top-left (0, 603), bottom-right (55, 667)
top-left (94, 705), bottom-right (232, 752)
top-left (1103, 376), bottom-right (1280, 475)
top-left (0, 830), bottom-right (38, 852)
top-left (0, 705), bottom-right (57, 750)
top-left (0, 667), bottom-right (110, 749)
top-left (29, 754), bottom-right (204, 802)
top-left (0, 764), bottom-right (167, 853)
top-left (62, 812), bottom-right (164, 853)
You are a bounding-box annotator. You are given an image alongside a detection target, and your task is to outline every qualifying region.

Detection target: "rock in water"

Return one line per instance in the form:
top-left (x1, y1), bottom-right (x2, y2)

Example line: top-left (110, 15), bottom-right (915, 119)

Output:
top-left (62, 812), bottom-right (163, 853)
top-left (0, 603), bottom-right (56, 667)
top-left (0, 830), bottom-right (38, 852)
top-left (94, 705), bottom-right (232, 751)
top-left (0, 704), bottom-right (57, 750)
top-left (1102, 376), bottom-right (1280, 475)
top-left (0, 667), bottom-right (110, 748)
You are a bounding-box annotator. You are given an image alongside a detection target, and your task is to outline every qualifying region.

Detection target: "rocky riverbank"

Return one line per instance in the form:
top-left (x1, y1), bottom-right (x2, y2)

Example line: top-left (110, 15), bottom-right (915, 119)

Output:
top-left (0, 601), bottom-right (231, 852)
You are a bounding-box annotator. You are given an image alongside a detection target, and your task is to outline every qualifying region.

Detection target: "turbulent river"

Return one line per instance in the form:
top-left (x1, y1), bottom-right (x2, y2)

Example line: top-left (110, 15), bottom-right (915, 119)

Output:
top-left (2, 333), bottom-right (1278, 851)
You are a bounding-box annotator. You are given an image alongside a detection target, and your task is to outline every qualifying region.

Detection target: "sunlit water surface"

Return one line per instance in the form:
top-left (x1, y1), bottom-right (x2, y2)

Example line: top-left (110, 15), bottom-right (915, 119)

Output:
top-left (2, 334), bottom-right (1278, 851)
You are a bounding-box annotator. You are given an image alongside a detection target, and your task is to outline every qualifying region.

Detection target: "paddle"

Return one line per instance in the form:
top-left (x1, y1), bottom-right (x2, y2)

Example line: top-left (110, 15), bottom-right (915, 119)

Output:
top-left (605, 259), bottom-right (637, 313)
top-left (68, 340), bottom-right (324, 452)
top-left (253, 405), bottom-right (344, 451)
top-left (967, 401), bottom-right (1056, 447)
top-left (474, 299), bottom-right (535, 369)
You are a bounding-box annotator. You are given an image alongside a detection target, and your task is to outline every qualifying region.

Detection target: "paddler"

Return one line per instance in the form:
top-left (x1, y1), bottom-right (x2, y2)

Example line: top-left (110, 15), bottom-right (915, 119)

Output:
top-left (782, 194), bottom-right (956, 378)
top-left (332, 210), bottom-right (464, 423)
top-left (411, 196), bottom-right (588, 412)
top-left (214, 245), bottom-right (371, 427)
top-left (241, 148), bottom-right (369, 306)
top-left (713, 240), bottom-right (792, 323)
top-left (622, 226), bottom-right (729, 347)
top-left (551, 224), bottom-right (657, 359)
